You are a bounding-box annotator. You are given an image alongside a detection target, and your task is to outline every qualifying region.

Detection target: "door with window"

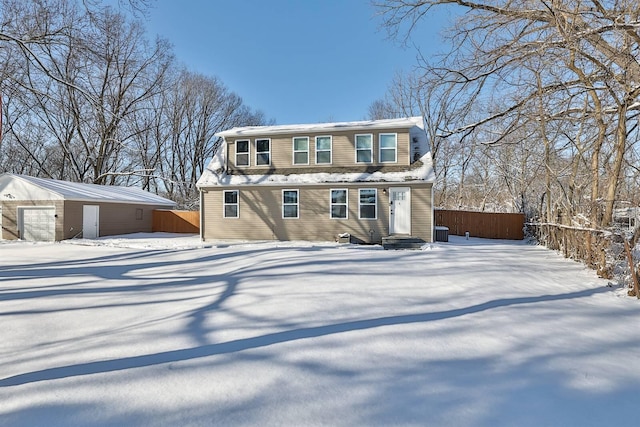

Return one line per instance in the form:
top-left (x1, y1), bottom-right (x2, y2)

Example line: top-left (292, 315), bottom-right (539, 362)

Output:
top-left (83, 205), bottom-right (100, 238)
top-left (389, 187), bottom-right (411, 235)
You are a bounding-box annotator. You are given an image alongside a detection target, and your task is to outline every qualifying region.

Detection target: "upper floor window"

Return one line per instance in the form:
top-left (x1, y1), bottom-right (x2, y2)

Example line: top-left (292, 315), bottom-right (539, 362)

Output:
top-left (282, 189), bottom-right (299, 218)
top-left (355, 134), bottom-right (373, 163)
top-left (315, 136), bottom-right (332, 164)
top-left (236, 140), bottom-right (249, 167)
top-left (330, 189), bottom-right (348, 219)
top-left (379, 133), bottom-right (397, 163)
top-left (224, 190), bottom-right (239, 218)
top-left (293, 137), bottom-right (309, 165)
top-left (256, 138), bottom-right (271, 166)
top-left (359, 188), bottom-right (377, 219)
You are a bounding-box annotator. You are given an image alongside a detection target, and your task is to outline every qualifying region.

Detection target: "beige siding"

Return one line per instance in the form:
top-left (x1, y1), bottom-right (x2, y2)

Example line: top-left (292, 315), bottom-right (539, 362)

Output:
top-left (227, 127), bottom-right (411, 174)
top-left (411, 183), bottom-right (434, 242)
top-left (98, 203), bottom-right (159, 237)
top-left (63, 201), bottom-right (166, 239)
top-left (63, 201), bottom-right (83, 239)
top-left (201, 183), bottom-right (433, 244)
top-left (0, 201), bottom-right (18, 239)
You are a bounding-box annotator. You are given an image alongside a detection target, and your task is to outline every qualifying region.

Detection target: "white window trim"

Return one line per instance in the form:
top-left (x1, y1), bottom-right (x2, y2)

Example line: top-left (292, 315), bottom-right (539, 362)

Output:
top-left (292, 136), bottom-right (310, 165)
top-left (358, 188), bottom-right (377, 220)
top-left (379, 133), bottom-right (398, 163)
top-left (315, 135), bottom-right (332, 165)
top-left (282, 189), bottom-right (299, 219)
top-left (235, 139), bottom-right (250, 167)
top-left (330, 188), bottom-right (349, 220)
top-left (255, 138), bottom-right (271, 166)
top-left (223, 190), bottom-right (239, 218)
top-left (355, 133), bottom-right (373, 164)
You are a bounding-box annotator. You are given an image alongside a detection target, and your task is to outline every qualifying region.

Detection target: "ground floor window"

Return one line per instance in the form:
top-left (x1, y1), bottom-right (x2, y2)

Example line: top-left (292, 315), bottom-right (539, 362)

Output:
top-left (359, 188), bottom-right (377, 219)
top-left (283, 189), bottom-right (299, 218)
top-left (330, 189), bottom-right (348, 219)
top-left (223, 190), bottom-right (239, 218)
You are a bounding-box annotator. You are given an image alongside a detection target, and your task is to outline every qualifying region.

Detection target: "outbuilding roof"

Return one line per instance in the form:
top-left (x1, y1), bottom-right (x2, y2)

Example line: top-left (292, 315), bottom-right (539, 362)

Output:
top-left (0, 173), bottom-right (176, 206)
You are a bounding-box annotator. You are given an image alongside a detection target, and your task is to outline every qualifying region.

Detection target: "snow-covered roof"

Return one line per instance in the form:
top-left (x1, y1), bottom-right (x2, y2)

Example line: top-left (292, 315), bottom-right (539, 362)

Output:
top-left (198, 117), bottom-right (435, 187)
top-left (215, 116), bottom-right (426, 138)
top-left (0, 173), bottom-right (176, 206)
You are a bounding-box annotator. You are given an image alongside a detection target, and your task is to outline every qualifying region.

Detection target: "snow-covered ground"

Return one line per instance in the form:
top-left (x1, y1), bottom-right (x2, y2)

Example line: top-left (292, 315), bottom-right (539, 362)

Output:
top-left (1, 233), bottom-right (639, 426)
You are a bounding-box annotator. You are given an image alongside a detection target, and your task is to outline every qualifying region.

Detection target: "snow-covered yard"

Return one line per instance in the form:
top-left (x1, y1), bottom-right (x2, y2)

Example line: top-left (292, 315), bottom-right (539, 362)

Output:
top-left (1, 234), bottom-right (639, 426)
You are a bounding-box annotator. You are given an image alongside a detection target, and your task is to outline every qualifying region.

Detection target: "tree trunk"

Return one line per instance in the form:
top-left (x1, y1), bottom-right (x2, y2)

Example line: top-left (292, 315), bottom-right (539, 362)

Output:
top-left (603, 105), bottom-right (628, 226)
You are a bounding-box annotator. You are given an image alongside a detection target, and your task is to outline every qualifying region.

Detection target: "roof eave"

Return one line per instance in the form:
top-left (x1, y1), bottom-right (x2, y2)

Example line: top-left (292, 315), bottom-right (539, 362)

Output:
top-left (215, 117), bottom-right (424, 138)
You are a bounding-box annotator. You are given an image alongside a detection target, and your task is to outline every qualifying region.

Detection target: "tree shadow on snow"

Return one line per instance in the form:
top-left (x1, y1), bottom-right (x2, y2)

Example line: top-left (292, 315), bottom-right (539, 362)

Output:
top-left (0, 286), bottom-right (609, 387)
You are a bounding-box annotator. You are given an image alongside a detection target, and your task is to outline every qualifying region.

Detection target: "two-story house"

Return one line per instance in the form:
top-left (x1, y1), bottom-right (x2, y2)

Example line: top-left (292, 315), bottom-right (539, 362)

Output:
top-left (196, 116), bottom-right (436, 244)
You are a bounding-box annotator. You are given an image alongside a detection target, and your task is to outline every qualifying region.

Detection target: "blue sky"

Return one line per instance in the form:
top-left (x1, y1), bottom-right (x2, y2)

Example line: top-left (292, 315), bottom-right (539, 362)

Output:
top-left (143, 0), bottom-right (449, 125)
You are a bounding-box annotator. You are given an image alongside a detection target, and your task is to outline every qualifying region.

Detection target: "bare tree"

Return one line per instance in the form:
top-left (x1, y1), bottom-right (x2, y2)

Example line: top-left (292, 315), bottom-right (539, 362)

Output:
top-left (367, 99), bottom-right (399, 120)
top-left (1, 0), bottom-right (269, 211)
top-left (157, 70), bottom-right (268, 208)
top-left (375, 0), bottom-right (640, 226)
top-left (1, 1), bottom-right (173, 183)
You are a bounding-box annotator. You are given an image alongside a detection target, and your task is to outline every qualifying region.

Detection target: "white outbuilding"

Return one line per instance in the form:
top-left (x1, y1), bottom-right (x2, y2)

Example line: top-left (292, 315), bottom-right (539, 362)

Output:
top-left (0, 173), bottom-right (175, 241)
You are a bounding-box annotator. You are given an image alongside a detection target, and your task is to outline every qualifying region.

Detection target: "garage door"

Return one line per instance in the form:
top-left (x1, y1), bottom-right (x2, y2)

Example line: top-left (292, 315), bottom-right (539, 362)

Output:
top-left (19, 207), bottom-right (56, 242)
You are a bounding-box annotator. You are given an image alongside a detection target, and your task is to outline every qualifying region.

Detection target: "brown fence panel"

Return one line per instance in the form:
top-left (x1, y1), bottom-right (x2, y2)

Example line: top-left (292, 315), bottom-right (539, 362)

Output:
top-left (152, 210), bottom-right (200, 233)
top-left (435, 209), bottom-right (524, 240)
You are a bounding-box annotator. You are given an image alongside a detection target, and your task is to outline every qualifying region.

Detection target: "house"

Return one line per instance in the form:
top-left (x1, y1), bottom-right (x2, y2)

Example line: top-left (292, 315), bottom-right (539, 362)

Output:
top-left (0, 173), bottom-right (176, 241)
top-left (196, 117), bottom-right (436, 244)
top-left (613, 207), bottom-right (640, 230)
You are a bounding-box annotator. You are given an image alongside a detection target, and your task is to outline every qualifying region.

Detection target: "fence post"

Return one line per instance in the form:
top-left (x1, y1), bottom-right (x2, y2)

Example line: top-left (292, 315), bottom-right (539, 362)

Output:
top-left (624, 240), bottom-right (640, 299)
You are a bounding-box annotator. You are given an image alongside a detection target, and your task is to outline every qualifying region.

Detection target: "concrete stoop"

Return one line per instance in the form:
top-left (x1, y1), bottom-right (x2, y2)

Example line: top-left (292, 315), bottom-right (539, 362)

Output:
top-left (382, 236), bottom-right (426, 250)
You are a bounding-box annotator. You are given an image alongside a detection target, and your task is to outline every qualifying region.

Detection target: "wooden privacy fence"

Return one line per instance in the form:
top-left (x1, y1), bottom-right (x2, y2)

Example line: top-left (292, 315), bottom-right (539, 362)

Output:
top-left (152, 210), bottom-right (200, 233)
top-left (435, 209), bottom-right (525, 240)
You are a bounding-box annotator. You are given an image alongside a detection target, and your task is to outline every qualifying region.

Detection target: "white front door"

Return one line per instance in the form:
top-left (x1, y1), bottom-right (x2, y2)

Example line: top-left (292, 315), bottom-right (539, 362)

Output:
top-left (389, 187), bottom-right (411, 235)
top-left (83, 205), bottom-right (99, 239)
top-left (19, 207), bottom-right (56, 241)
